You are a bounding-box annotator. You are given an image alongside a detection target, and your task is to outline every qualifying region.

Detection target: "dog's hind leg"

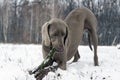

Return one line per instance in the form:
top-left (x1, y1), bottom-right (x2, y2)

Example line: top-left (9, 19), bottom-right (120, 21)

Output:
top-left (91, 29), bottom-right (99, 66)
top-left (86, 16), bottom-right (99, 66)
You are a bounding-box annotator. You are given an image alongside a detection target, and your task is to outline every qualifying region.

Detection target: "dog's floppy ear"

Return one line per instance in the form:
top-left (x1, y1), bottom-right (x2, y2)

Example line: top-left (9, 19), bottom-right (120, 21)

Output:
top-left (64, 27), bottom-right (68, 45)
top-left (42, 22), bottom-right (51, 46)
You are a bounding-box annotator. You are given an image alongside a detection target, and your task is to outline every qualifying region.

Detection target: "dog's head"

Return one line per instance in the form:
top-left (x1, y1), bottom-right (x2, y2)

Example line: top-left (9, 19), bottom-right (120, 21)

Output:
top-left (42, 18), bottom-right (68, 53)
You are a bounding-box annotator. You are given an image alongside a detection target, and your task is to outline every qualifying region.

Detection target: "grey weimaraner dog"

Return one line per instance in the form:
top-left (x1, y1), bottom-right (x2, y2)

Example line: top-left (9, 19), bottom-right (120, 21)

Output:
top-left (42, 7), bottom-right (99, 70)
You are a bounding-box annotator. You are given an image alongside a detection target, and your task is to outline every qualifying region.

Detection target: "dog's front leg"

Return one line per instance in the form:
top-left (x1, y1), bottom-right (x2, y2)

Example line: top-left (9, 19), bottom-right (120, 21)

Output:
top-left (56, 55), bottom-right (67, 70)
top-left (59, 60), bottom-right (66, 70)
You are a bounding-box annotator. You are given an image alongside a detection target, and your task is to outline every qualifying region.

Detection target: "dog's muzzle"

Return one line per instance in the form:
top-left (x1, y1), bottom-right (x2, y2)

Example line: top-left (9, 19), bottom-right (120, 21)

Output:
top-left (55, 47), bottom-right (64, 53)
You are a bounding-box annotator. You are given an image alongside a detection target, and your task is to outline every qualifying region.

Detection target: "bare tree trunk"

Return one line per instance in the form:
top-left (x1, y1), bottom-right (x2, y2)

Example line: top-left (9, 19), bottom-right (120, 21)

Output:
top-left (3, 0), bottom-right (10, 43)
top-left (30, 5), bottom-right (33, 43)
top-left (3, 24), bottom-right (8, 42)
top-left (51, 0), bottom-right (55, 18)
top-left (35, 5), bottom-right (40, 43)
top-left (112, 36), bottom-right (117, 45)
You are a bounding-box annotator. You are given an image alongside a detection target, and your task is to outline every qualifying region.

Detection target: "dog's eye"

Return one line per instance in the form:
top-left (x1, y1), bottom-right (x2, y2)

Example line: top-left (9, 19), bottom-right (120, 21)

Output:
top-left (61, 32), bottom-right (65, 36)
top-left (52, 32), bottom-right (58, 37)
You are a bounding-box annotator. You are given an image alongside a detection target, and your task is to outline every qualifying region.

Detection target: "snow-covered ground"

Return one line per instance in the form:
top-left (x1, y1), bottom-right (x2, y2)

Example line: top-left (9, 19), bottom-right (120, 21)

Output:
top-left (0, 44), bottom-right (120, 80)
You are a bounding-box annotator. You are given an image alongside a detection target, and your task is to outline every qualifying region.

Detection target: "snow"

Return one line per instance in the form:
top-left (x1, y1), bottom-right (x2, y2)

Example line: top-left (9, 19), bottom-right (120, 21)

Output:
top-left (0, 44), bottom-right (120, 80)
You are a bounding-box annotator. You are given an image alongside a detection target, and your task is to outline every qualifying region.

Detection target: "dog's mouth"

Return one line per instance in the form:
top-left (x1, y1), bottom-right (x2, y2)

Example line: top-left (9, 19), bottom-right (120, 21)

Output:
top-left (55, 47), bottom-right (64, 53)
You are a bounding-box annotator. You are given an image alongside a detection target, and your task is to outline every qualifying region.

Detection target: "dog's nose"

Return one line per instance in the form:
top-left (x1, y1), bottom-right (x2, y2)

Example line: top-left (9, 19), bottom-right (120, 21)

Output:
top-left (58, 47), bottom-right (64, 52)
top-left (59, 44), bottom-right (63, 48)
top-left (56, 45), bottom-right (64, 52)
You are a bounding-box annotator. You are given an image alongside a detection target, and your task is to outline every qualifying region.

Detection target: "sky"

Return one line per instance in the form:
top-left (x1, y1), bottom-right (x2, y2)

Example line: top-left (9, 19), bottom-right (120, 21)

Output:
top-left (0, 0), bottom-right (3, 3)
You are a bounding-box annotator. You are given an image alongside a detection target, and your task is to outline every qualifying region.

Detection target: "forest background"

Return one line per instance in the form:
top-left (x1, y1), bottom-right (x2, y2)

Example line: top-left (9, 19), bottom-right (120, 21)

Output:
top-left (0, 0), bottom-right (120, 45)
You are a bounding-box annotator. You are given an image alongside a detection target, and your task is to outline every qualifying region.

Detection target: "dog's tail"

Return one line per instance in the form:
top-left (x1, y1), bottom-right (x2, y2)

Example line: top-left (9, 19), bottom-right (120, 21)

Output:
top-left (88, 31), bottom-right (93, 51)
